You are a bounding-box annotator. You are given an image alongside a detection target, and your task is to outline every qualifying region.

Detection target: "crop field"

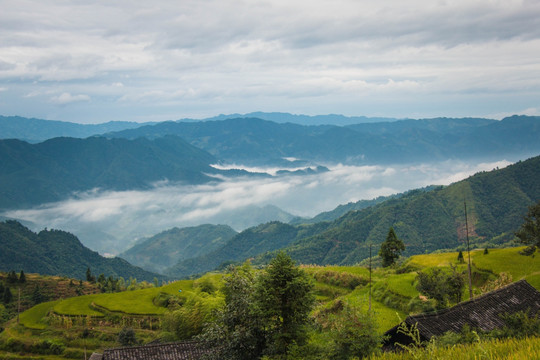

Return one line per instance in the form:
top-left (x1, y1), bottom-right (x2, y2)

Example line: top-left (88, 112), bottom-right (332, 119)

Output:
top-left (19, 300), bottom-right (60, 329)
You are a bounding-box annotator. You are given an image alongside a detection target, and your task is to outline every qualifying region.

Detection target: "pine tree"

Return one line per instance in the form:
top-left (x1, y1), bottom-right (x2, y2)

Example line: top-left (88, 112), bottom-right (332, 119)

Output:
top-left (379, 227), bottom-right (405, 267)
top-left (457, 251), bottom-right (464, 263)
top-left (2, 288), bottom-right (12, 304)
top-left (19, 270), bottom-right (26, 283)
top-left (254, 252), bottom-right (314, 356)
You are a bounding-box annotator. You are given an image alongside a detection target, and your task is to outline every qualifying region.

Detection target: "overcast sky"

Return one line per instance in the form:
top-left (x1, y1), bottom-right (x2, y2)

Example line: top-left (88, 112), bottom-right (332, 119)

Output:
top-left (1, 0), bottom-right (539, 123)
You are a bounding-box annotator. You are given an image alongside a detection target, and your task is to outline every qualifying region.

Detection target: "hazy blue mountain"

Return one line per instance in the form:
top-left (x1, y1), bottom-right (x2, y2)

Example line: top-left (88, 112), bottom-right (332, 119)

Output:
top-left (167, 155), bottom-right (540, 278)
top-left (119, 224), bottom-right (238, 273)
top-left (107, 116), bottom-right (540, 165)
top-left (0, 135), bottom-right (224, 209)
top-left (0, 115), bottom-right (153, 142)
top-left (196, 112), bottom-right (400, 125)
top-left (0, 220), bottom-right (165, 281)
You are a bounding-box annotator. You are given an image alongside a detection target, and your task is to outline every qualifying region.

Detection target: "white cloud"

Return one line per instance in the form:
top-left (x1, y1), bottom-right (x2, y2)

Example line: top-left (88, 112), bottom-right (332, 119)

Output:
top-left (3, 158), bottom-right (513, 254)
top-left (50, 92), bottom-right (91, 105)
top-left (0, 0), bottom-right (539, 122)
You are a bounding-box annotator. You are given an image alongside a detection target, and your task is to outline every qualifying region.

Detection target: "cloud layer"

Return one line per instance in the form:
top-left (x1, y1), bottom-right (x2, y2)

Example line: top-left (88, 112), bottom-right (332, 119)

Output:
top-left (4, 159), bottom-right (512, 254)
top-left (1, 0), bottom-right (540, 122)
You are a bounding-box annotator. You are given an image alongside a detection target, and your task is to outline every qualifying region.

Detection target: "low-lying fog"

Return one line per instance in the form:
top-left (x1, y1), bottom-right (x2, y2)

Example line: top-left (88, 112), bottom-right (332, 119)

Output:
top-left (4, 159), bottom-right (512, 255)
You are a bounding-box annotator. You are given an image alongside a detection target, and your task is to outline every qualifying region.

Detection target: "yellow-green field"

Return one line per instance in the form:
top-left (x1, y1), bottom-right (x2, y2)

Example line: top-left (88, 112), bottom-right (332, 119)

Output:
top-left (4, 246), bottom-right (540, 359)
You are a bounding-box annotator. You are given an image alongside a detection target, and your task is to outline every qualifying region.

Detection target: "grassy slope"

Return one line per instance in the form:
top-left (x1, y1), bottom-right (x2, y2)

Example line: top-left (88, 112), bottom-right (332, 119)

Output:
top-left (5, 247), bottom-right (540, 359)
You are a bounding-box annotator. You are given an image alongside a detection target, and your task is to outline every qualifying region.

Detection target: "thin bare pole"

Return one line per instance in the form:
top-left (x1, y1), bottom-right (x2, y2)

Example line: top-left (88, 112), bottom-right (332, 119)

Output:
top-left (464, 200), bottom-right (473, 300)
top-left (369, 243), bottom-right (372, 312)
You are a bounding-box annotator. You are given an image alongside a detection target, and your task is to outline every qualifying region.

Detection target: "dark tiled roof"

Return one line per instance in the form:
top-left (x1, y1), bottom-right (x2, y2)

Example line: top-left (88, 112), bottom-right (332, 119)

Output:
top-left (385, 280), bottom-right (540, 342)
top-left (102, 341), bottom-right (207, 360)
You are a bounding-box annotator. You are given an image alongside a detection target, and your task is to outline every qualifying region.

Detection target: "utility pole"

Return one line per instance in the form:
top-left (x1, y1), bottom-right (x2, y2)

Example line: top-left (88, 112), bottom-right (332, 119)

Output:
top-left (17, 287), bottom-right (20, 324)
top-left (464, 200), bottom-right (473, 300)
top-left (369, 243), bottom-right (372, 312)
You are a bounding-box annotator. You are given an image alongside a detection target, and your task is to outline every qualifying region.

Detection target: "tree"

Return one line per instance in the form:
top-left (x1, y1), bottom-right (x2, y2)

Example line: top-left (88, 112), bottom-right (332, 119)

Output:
top-left (516, 200), bottom-right (540, 252)
top-left (117, 327), bottom-right (137, 346)
top-left (85, 268), bottom-right (95, 283)
top-left (2, 287), bottom-right (12, 304)
top-left (379, 227), bottom-right (405, 267)
top-left (18, 270), bottom-right (26, 283)
top-left (416, 266), bottom-right (465, 309)
top-left (327, 301), bottom-right (383, 359)
top-left (198, 263), bottom-right (265, 360)
top-left (31, 285), bottom-right (46, 304)
top-left (7, 271), bottom-right (18, 284)
top-left (254, 251), bottom-right (315, 357)
top-left (457, 251), bottom-right (464, 263)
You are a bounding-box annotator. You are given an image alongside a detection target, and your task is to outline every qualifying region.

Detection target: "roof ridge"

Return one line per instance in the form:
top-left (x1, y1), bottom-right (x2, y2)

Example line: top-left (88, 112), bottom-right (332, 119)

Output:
top-left (408, 279), bottom-right (531, 321)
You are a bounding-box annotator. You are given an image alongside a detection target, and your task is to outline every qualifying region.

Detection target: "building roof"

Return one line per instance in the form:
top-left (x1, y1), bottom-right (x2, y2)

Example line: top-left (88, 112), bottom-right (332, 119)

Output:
top-left (384, 280), bottom-right (540, 346)
top-left (101, 341), bottom-right (207, 360)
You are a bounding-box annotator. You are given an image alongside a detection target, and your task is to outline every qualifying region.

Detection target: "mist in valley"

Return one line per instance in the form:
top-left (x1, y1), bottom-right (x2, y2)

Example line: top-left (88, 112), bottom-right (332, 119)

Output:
top-left (3, 158), bottom-right (513, 255)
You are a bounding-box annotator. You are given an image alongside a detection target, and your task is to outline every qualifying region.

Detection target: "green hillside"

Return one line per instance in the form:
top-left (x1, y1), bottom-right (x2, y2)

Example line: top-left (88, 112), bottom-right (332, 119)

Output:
top-left (0, 135), bottom-right (220, 209)
top-left (165, 221), bottom-right (331, 278)
top-left (3, 246), bottom-right (538, 359)
top-left (170, 155), bottom-right (540, 277)
top-left (119, 224), bottom-right (238, 274)
top-left (0, 220), bottom-right (165, 282)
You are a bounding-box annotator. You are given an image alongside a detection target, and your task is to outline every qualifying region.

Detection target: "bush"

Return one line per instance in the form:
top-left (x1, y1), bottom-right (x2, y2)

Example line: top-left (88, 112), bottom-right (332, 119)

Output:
top-left (313, 270), bottom-right (367, 290)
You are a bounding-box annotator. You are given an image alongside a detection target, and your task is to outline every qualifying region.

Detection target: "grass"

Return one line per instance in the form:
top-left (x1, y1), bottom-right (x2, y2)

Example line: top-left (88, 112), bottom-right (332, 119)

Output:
top-left (473, 247), bottom-right (540, 281)
top-left (371, 336), bottom-right (540, 360)
top-left (385, 272), bottom-right (418, 298)
top-left (53, 294), bottom-right (104, 317)
top-left (19, 300), bottom-right (60, 329)
top-left (52, 280), bottom-right (196, 317)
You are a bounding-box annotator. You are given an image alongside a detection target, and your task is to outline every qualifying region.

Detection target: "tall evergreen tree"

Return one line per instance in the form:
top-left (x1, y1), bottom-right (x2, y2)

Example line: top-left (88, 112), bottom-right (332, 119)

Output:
top-left (19, 270), bottom-right (26, 283)
top-left (379, 227), bottom-right (405, 267)
top-left (2, 287), bottom-right (12, 304)
top-left (254, 252), bottom-right (314, 357)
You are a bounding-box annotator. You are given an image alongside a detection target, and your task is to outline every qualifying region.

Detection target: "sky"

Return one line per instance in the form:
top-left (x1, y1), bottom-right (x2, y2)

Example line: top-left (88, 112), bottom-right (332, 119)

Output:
top-left (4, 159), bottom-right (512, 254)
top-left (1, 0), bottom-right (540, 124)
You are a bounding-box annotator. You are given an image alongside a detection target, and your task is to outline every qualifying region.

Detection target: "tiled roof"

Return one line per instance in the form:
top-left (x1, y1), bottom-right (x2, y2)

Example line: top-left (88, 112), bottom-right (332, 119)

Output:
top-left (102, 341), bottom-right (207, 360)
top-left (385, 280), bottom-right (540, 344)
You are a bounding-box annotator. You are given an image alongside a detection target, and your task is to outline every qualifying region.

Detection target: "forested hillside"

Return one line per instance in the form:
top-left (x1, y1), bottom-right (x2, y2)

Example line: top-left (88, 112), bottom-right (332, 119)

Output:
top-left (0, 135), bottom-right (221, 209)
top-left (168, 155), bottom-right (540, 277)
top-left (108, 116), bottom-right (540, 165)
top-left (119, 224), bottom-right (238, 273)
top-left (0, 220), bottom-right (164, 281)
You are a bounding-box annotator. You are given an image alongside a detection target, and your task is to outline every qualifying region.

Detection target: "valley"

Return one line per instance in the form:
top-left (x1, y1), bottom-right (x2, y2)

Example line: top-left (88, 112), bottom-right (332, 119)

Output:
top-left (0, 114), bottom-right (539, 359)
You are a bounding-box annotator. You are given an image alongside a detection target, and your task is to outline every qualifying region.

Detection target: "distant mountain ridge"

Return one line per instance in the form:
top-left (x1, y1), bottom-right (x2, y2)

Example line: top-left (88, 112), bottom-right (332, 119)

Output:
top-left (0, 135), bottom-right (224, 209)
top-left (0, 115), bottom-right (153, 142)
top-left (0, 220), bottom-right (165, 281)
top-left (166, 155), bottom-right (540, 278)
top-left (107, 115), bottom-right (540, 165)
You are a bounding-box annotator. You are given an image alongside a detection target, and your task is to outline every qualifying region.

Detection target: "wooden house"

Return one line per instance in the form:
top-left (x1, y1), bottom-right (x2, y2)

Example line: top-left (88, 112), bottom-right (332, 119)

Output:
top-left (90, 341), bottom-right (207, 360)
top-left (384, 280), bottom-right (540, 349)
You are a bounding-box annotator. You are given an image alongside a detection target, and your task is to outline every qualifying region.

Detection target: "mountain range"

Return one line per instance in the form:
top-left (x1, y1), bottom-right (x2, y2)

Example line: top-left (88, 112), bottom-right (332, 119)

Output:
top-left (155, 154), bottom-right (540, 278)
top-left (0, 220), bottom-right (164, 281)
top-left (105, 115), bottom-right (540, 165)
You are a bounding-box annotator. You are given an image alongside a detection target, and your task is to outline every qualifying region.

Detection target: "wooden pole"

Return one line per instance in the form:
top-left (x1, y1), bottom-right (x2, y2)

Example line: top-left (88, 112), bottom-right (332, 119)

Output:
top-left (464, 200), bottom-right (473, 300)
top-left (16, 287), bottom-right (21, 324)
top-left (369, 243), bottom-right (372, 312)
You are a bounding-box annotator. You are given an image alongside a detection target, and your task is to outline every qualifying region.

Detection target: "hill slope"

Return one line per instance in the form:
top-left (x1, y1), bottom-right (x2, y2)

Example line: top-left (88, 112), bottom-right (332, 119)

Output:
top-left (119, 224), bottom-right (238, 274)
top-left (108, 116), bottom-right (540, 165)
top-left (0, 135), bottom-right (221, 209)
top-left (168, 155), bottom-right (540, 277)
top-left (0, 220), bottom-right (164, 281)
